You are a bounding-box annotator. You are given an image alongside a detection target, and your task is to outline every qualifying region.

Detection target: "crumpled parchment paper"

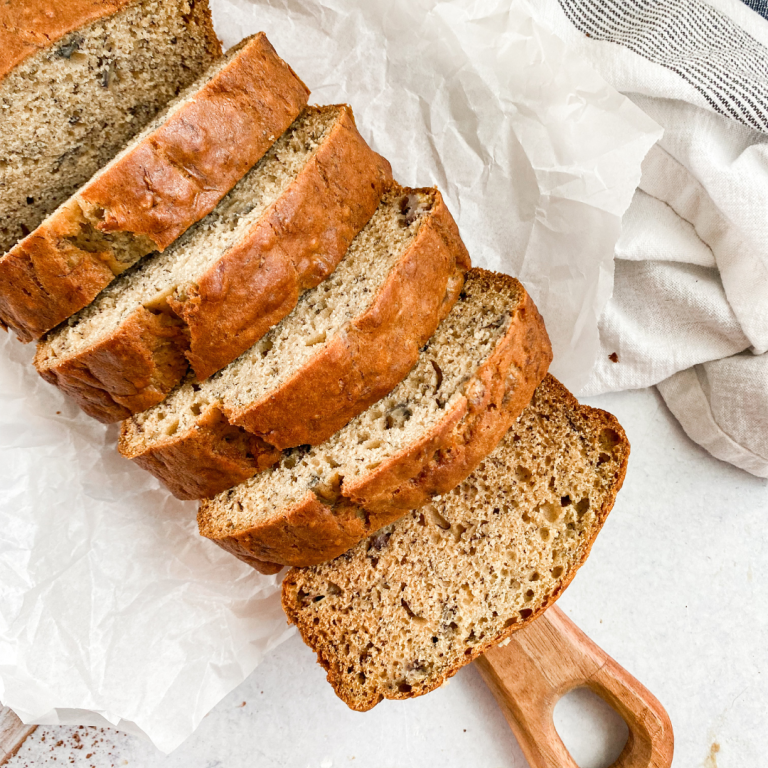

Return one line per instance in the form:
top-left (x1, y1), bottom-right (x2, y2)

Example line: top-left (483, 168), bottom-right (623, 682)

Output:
top-left (0, 0), bottom-right (660, 753)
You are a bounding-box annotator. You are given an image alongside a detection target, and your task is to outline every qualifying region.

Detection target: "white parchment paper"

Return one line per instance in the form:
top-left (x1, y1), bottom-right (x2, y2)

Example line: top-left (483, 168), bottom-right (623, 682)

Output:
top-left (0, 0), bottom-right (660, 753)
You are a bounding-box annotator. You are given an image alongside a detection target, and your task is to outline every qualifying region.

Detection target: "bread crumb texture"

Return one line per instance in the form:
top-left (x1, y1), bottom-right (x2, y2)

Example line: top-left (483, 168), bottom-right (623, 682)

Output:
top-left (205, 268), bottom-right (520, 525)
top-left (0, 0), bottom-right (218, 253)
top-left (282, 375), bottom-right (629, 711)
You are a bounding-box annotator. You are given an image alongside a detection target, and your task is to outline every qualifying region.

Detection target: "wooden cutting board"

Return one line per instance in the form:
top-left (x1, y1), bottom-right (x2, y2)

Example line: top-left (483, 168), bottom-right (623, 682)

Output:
top-left (0, 707), bottom-right (35, 766)
top-left (476, 606), bottom-right (674, 768)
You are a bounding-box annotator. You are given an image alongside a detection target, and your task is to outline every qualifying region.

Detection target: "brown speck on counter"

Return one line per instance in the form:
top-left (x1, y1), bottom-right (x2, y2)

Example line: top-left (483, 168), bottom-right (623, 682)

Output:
top-left (609, 352), bottom-right (619, 363)
top-left (5, 725), bottom-right (126, 767)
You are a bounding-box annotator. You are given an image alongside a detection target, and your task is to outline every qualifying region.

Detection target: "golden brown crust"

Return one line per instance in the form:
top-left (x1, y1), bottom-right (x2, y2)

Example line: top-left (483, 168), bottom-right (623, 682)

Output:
top-left (127, 404), bottom-right (282, 500)
top-left (205, 491), bottom-right (352, 571)
top-left (201, 271), bottom-right (552, 569)
top-left (171, 107), bottom-right (393, 381)
top-left (281, 374), bottom-right (631, 711)
top-left (236, 556), bottom-right (285, 576)
top-left (228, 190), bottom-right (471, 446)
top-left (36, 106), bottom-right (392, 423)
top-left (122, 188), bottom-right (471, 498)
top-left (0, 32), bottom-right (308, 343)
top-left (0, 201), bottom-right (118, 342)
top-left (82, 33), bottom-right (309, 250)
top-left (35, 307), bottom-right (189, 422)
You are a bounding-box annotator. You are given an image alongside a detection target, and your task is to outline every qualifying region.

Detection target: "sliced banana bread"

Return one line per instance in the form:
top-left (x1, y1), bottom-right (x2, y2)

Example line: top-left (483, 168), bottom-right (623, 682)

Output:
top-left (0, 32), bottom-right (310, 342)
top-left (0, 0), bottom-right (220, 256)
top-left (36, 106), bottom-right (392, 422)
top-left (120, 187), bottom-right (472, 499)
top-left (282, 375), bottom-right (630, 710)
top-left (198, 269), bottom-right (552, 571)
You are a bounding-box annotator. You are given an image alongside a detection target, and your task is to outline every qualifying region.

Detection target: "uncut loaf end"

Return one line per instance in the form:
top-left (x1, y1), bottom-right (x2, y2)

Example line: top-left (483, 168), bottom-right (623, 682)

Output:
top-left (0, 0), bottom-right (221, 257)
top-left (1, 32), bottom-right (309, 342)
top-left (198, 268), bottom-right (552, 572)
top-left (282, 375), bottom-right (630, 710)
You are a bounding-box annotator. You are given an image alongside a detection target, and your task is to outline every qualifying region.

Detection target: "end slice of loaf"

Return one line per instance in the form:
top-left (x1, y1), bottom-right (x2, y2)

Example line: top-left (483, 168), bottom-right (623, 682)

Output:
top-left (282, 375), bottom-right (630, 711)
top-left (198, 268), bottom-right (552, 570)
top-left (0, 0), bottom-right (221, 256)
top-left (0, 32), bottom-right (309, 342)
top-left (119, 186), bottom-right (472, 499)
top-left (35, 105), bottom-right (392, 422)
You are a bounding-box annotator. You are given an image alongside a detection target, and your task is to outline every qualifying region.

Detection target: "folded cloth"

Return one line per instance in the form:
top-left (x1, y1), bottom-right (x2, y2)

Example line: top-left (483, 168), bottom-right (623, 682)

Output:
top-left (531, 0), bottom-right (768, 478)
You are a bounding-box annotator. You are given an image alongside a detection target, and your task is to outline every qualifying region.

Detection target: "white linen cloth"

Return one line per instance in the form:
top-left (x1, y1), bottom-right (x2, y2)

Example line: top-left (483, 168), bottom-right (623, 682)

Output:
top-left (531, 0), bottom-right (768, 478)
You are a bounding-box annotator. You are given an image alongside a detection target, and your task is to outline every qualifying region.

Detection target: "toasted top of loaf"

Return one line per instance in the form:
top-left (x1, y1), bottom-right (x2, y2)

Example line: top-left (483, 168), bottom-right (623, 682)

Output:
top-left (198, 269), bottom-right (551, 568)
top-left (0, 0), bottom-right (220, 256)
top-left (282, 375), bottom-right (630, 711)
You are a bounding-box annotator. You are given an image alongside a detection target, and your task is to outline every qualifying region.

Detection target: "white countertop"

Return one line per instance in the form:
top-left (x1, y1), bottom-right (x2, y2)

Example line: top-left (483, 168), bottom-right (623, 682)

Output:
top-left (7, 386), bottom-right (766, 768)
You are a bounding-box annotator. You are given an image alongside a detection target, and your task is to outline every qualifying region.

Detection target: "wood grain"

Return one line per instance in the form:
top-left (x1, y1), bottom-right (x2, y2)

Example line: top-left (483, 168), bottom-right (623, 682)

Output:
top-left (475, 606), bottom-right (674, 768)
top-left (0, 706), bottom-right (35, 765)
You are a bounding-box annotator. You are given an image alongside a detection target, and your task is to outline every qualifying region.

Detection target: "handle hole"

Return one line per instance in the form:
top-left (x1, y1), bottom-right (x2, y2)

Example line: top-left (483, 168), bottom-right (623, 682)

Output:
top-left (554, 686), bottom-right (629, 768)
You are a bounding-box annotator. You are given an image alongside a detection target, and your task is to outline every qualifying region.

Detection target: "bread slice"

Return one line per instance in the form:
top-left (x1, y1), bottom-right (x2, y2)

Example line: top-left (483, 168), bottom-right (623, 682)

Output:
top-left (119, 186), bottom-right (472, 499)
top-left (35, 105), bottom-right (392, 422)
top-left (281, 375), bottom-right (630, 711)
top-left (0, 0), bottom-right (221, 257)
top-left (0, 32), bottom-right (310, 342)
top-left (198, 268), bottom-right (552, 572)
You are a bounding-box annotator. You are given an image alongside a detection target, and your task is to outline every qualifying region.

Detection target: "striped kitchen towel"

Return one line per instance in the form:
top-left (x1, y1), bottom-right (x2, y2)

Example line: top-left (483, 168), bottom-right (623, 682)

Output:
top-left (532, 0), bottom-right (768, 478)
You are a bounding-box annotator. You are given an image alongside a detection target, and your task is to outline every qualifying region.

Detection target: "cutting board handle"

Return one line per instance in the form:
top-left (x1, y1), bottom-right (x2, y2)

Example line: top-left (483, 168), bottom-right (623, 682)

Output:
top-left (475, 606), bottom-right (674, 768)
top-left (0, 706), bottom-right (36, 765)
